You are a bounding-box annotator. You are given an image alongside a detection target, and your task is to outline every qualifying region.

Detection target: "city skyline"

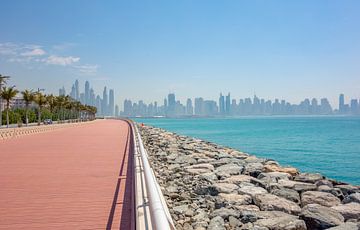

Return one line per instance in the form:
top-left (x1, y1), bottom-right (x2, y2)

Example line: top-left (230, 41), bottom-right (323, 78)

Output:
top-left (0, 1), bottom-right (360, 107)
top-left (121, 92), bottom-right (360, 117)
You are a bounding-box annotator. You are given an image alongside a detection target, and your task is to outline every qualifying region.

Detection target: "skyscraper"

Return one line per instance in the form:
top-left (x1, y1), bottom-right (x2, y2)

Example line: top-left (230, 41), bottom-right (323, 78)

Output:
top-left (70, 84), bottom-right (76, 99)
top-left (167, 93), bottom-right (176, 116)
top-left (339, 94), bottom-right (345, 114)
top-left (225, 93), bottom-right (231, 115)
top-left (85, 81), bottom-right (90, 105)
top-left (102, 87), bottom-right (108, 116)
top-left (219, 93), bottom-right (225, 115)
top-left (115, 105), bottom-right (119, 117)
top-left (109, 89), bottom-right (115, 116)
top-left (194, 97), bottom-right (204, 116)
top-left (59, 86), bottom-right (66, 96)
top-left (75, 80), bottom-right (80, 101)
top-left (186, 98), bottom-right (193, 116)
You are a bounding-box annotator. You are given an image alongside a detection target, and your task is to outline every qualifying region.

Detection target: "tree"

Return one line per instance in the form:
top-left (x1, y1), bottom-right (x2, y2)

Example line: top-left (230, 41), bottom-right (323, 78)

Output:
top-left (0, 86), bottom-right (19, 127)
top-left (33, 92), bottom-right (47, 125)
top-left (21, 90), bottom-right (34, 126)
top-left (0, 74), bottom-right (10, 126)
top-left (46, 94), bottom-right (57, 120)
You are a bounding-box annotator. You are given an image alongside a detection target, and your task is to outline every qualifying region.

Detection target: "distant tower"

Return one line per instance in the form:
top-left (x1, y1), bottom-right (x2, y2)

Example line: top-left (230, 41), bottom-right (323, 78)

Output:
top-left (225, 93), bottom-right (231, 115)
top-left (109, 89), bottom-right (115, 116)
top-left (339, 94), bottom-right (345, 113)
top-left (219, 93), bottom-right (225, 115)
top-left (102, 87), bottom-right (108, 116)
top-left (85, 81), bottom-right (90, 105)
top-left (167, 93), bottom-right (176, 116)
top-left (186, 98), bottom-right (193, 115)
top-left (70, 84), bottom-right (76, 99)
top-left (115, 105), bottom-right (119, 117)
top-left (75, 80), bottom-right (80, 100)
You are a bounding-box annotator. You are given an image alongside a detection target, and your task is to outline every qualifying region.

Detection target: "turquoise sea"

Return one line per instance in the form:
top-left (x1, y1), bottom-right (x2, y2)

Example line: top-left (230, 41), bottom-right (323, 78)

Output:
top-left (135, 116), bottom-right (360, 185)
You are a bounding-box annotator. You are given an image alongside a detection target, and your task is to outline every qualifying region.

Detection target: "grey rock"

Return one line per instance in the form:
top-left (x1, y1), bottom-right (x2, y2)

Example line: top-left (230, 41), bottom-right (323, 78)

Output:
top-left (301, 191), bottom-right (341, 207)
top-left (235, 205), bottom-right (261, 213)
top-left (185, 163), bottom-right (214, 174)
top-left (229, 215), bottom-right (241, 227)
top-left (223, 175), bottom-right (254, 185)
top-left (212, 182), bottom-right (239, 194)
top-left (210, 207), bottom-right (240, 219)
top-left (327, 222), bottom-right (360, 230)
top-left (174, 155), bottom-right (197, 164)
top-left (335, 184), bottom-right (360, 196)
top-left (241, 211), bottom-right (258, 223)
top-left (218, 193), bottom-right (252, 206)
top-left (271, 188), bottom-right (301, 204)
top-left (254, 215), bottom-right (306, 230)
top-left (258, 172), bottom-right (291, 183)
top-left (300, 204), bottom-right (344, 229)
top-left (199, 172), bottom-right (218, 182)
top-left (173, 204), bottom-right (190, 215)
top-left (331, 202), bottom-right (360, 220)
top-left (254, 193), bottom-right (301, 215)
top-left (278, 179), bottom-right (317, 192)
top-left (343, 193), bottom-right (360, 204)
top-left (215, 163), bottom-right (243, 178)
top-left (294, 173), bottom-right (324, 183)
top-left (244, 162), bottom-right (264, 177)
top-left (238, 185), bottom-right (268, 197)
top-left (208, 216), bottom-right (225, 230)
top-left (315, 179), bottom-right (333, 188)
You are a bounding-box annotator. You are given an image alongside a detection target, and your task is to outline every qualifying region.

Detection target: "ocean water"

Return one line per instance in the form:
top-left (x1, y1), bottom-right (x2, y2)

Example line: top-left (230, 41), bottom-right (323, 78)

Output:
top-left (134, 116), bottom-right (360, 185)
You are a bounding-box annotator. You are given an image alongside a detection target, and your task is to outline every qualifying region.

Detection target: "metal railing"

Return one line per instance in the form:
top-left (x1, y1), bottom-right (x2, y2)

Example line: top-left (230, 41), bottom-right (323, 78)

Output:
top-left (130, 122), bottom-right (175, 230)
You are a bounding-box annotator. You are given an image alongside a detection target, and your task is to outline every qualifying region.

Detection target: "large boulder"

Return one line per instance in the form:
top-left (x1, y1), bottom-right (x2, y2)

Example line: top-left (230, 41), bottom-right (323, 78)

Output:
top-left (263, 164), bottom-right (298, 176)
top-left (271, 188), bottom-right (300, 204)
top-left (258, 172), bottom-right (292, 182)
top-left (300, 204), bottom-right (344, 229)
top-left (294, 173), bottom-right (324, 183)
top-left (215, 163), bottom-right (243, 178)
top-left (223, 175), bottom-right (254, 185)
top-left (238, 185), bottom-right (268, 198)
top-left (327, 222), bottom-right (360, 230)
top-left (301, 191), bottom-right (341, 207)
top-left (343, 193), bottom-right (360, 204)
top-left (210, 207), bottom-right (240, 219)
top-left (244, 162), bottom-right (264, 177)
top-left (185, 163), bottom-right (214, 174)
top-left (218, 193), bottom-right (252, 206)
top-left (254, 193), bottom-right (301, 215)
top-left (278, 179), bottom-right (317, 192)
top-left (334, 184), bottom-right (360, 196)
top-left (212, 182), bottom-right (239, 194)
top-left (208, 216), bottom-right (225, 230)
top-left (331, 202), bottom-right (360, 220)
top-left (254, 215), bottom-right (306, 230)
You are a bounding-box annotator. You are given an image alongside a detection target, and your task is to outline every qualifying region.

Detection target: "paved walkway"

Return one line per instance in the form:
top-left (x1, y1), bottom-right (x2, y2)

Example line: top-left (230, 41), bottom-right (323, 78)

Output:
top-left (0, 120), bottom-right (134, 229)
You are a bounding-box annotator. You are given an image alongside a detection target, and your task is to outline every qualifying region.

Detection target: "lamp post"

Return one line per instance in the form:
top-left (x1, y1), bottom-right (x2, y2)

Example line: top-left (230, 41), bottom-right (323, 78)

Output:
top-left (0, 75), bottom-right (10, 127)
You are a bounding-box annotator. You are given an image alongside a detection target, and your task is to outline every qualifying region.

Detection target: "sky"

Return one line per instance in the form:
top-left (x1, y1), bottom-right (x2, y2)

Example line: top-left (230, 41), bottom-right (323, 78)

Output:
top-left (0, 0), bottom-right (359, 108)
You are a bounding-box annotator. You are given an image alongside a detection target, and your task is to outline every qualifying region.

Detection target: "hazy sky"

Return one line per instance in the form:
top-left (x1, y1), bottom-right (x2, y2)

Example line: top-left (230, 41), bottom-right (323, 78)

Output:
top-left (0, 1), bottom-right (359, 108)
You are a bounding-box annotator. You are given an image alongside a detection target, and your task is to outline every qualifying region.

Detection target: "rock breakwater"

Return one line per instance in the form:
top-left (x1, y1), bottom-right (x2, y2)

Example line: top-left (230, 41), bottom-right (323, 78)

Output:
top-left (138, 124), bottom-right (360, 230)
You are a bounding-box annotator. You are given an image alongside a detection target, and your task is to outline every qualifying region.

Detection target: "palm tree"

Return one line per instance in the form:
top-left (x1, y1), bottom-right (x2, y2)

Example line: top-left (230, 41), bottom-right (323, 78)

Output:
top-left (0, 74), bottom-right (10, 126)
top-left (46, 94), bottom-right (57, 120)
top-left (21, 90), bottom-right (34, 126)
top-left (33, 92), bottom-right (47, 125)
top-left (0, 86), bottom-right (19, 127)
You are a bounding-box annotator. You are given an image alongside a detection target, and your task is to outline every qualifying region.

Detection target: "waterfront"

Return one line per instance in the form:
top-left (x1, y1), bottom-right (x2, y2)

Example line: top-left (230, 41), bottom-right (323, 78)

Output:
top-left (135, 116), bottom-right (360, 185)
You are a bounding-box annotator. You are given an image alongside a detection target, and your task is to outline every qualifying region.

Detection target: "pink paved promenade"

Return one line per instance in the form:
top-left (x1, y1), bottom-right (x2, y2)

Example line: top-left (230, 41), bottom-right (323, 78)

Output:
top-left (0, 120), bottom-right (134, 229)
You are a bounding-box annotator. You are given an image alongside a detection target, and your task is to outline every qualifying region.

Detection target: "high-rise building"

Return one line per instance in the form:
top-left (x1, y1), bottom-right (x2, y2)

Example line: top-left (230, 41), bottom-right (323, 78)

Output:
top-left (85, 81), bottom-right (90, 105)
top-left (186, 98), bottom-right (193, 116)
top-left (59, 86), bottom-right (66, 96)
top-left (219, 93), bottom-right (225, 115)
top-left (339, 94), bottom-right (345, 113)
top-left (109, 89), bottom-right (115, 116)
top-left (194, 97), bottom-right (204, 116)
top-left (167, 93), bottom-right (176, 116)
top-left (102, 87), bottom-right (108, 115)
top-left (70, 84), bottom-right (76, 99)
top-left (225, 93), bottom-right (231, 115)
top-left (75, 80), bottom-right (80, 100)
top-left (350, 99), bottom-right (359, 115)
top-left (96, 95), bottom-right (102, 115)
top-left (90, 88), bottom-right (95, 106)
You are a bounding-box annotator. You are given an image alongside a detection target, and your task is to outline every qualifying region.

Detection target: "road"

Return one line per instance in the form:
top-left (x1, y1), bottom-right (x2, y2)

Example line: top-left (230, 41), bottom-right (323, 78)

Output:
top-left (0, 119), bottom-right (134, 229)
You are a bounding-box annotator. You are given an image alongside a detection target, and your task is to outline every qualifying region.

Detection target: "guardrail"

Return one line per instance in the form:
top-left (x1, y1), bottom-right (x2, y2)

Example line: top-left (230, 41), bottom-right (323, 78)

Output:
top-left (130, 121), bottom-right (175, 230)
top-left (0, 121), bottom-right (94, 141)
